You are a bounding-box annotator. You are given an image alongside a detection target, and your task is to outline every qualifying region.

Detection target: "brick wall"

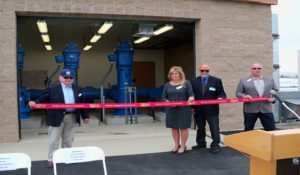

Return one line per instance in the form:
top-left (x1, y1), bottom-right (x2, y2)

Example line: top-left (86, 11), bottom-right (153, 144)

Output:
top-left (195, 1), bottom-right (273, 130)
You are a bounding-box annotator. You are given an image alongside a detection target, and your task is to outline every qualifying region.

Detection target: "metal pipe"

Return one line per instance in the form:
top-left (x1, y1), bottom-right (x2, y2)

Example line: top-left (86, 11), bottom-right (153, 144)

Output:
top-left (100, 62), bottom-right (114, 123)
top-left (46, 63), bottom-right (61, 87)
top-left (129, 87), bottom-right (133, 124)
top-left (100, 86), bottom-right (105, 123)
top-left (125, 88), bottom-right (128, 124)
top-left (282, 102), bottom-right (300, 120)
top-left (100, 62), bottom-right (114, 86)
top-left (134, 87), bottom-right (137, 124)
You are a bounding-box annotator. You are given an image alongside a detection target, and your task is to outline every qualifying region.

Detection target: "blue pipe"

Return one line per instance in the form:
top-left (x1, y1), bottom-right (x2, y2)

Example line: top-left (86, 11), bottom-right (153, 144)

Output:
top-left (62, 42), bottom-right (81, 85)
top-left (17, 44), bottom-right (25, 70)
top-left (113, 41), bottom-right (135, 116)
top-left (18, 44), bottom-right (32, 119)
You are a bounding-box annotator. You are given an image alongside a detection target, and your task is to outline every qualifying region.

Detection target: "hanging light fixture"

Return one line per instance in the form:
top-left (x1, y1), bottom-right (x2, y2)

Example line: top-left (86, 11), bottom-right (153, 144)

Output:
top-left (153, 24), bottom-right (174, 36)
top-left (134, 37), bottom-right (150, 44)
top-left (97, 21), bottom-right (113, 34)
top-left (45, 45), bottom-right (52, 51)
top-left (37, 20), bottom-right (48, 33)
top-left (83, 45), bottom-right (92, 51)
top-left (90, 34), bottom-right (101, 43)
top-left (41, 34), bottom-right (50, 42)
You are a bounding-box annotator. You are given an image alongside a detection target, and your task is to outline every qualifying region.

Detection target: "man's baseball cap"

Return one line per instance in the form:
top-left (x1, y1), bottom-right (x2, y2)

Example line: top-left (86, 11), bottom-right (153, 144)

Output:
top-left (61, 69), bottom-right (74, 78)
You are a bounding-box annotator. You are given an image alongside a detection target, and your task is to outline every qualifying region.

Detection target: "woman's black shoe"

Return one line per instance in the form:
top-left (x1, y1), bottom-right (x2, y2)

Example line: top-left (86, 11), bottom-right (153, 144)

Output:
top-left (170, 150), bottom-right (177, 154)
top-left (177, 146), bottom-right (186, 155)
top-left (170, 145), bottom-right (180, 154)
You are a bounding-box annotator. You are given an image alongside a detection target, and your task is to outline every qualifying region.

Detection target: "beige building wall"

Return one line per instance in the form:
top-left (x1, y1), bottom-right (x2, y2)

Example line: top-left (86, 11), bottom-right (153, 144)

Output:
top-left (195, 1), bottom-right (273, 130)
top-left (0, 0), bottom-right (273, 142)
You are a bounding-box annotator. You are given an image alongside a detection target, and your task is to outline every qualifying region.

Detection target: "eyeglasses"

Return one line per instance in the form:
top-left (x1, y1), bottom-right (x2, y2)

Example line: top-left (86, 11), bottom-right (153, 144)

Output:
top-left (200, 70), bottom-right (209, 72)
top-left (64, 77), bottom-right (73, 79)
top-left (252, 68), bottom-right (262, 70)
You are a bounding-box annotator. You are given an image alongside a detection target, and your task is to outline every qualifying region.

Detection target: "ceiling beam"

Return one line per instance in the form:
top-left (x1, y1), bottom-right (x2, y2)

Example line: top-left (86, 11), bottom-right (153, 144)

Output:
top-left (229, 0), bottom-right (278, 5)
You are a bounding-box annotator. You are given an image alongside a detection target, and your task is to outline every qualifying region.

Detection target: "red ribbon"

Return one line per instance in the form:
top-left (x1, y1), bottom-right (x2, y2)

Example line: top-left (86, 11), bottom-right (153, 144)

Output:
top-left (32, 97), bottom-right (269, 109)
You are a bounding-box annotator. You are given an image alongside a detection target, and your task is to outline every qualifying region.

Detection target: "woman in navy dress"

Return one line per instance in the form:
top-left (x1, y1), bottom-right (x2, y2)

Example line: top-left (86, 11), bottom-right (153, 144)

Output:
top-left (162, 66), bottom-right (194, 154)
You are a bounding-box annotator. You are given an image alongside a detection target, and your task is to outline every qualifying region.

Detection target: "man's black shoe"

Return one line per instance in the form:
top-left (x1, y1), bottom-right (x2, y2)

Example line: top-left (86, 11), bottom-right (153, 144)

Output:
top-left (192, 145), bottom-right (206, 150)
top-left (210, 147), bottom-right (220, 154)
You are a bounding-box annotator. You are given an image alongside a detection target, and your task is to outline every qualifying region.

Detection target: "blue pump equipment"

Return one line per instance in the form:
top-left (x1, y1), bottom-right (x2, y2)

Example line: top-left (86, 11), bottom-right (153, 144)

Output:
top-left (62, 42), bottom-right (81, 84)
top-left (109, 41), bottom-right (135, 116)
top-left (89, 40), bottom-right (163, 116)
top-left (28, 42), bottom-right (81, 98)
top-left (19, 41), bottom-right (163, 119)
top-left (18, 44), bottom-right (32, 119)
top-left (45, 42), bottom-right (81, 86)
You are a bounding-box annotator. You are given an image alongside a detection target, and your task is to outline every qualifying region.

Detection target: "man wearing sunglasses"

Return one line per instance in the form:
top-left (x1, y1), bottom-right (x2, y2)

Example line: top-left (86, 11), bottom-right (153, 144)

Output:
top-left (28, 69), bottom-right (89, 168)
top-left (236, 63), bottom-right (277, 131)
top-left (191, 64), bottom-right (226, 154)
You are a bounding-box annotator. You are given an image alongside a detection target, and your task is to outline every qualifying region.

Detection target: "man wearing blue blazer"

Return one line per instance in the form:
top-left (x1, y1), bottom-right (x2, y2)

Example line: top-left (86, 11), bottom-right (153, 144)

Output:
top-left (191, 64), bottom-right (226, 154)
top-left (29, 69), bottom-right (89, 168)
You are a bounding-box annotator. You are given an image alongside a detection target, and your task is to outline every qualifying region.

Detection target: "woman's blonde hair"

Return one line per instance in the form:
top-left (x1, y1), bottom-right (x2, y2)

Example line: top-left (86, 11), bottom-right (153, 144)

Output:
top-left (168, 66), bottom-right (186, 87)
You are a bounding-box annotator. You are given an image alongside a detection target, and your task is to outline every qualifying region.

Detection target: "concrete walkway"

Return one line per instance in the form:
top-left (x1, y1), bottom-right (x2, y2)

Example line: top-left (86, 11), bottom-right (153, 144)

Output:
top-left (0, 120), bottom-right (224, 161)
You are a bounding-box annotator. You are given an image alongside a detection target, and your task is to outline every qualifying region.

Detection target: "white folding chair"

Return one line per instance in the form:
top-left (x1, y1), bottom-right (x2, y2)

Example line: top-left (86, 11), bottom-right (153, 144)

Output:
top-left (0, 153), bottom-right (31, 175)
top-left (53, 146), bottom-right (107, 175)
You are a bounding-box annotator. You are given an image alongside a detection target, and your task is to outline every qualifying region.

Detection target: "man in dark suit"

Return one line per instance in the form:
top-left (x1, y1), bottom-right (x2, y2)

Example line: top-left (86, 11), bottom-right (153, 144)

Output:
top-left (29, 69), bottom-right (89, 168)
top-left (236, 63), bottom-right (278, 131)
top-left (191, 64), bottom-right (226, 154)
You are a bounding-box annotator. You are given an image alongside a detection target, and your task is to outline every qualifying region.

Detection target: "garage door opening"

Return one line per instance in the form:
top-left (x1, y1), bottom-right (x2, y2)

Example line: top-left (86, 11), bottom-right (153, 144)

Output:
top-left (17, 15), bottom-right (195, 133)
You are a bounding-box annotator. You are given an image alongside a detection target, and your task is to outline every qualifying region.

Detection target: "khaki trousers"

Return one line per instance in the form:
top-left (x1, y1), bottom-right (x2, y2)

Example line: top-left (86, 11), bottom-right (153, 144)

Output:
top-left (48, 113), bottom-right (77, 161)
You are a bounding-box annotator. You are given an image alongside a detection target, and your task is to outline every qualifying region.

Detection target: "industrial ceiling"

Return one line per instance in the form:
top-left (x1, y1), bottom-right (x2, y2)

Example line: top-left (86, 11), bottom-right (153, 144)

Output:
top-left (17, 16), bottom-right (194, 51)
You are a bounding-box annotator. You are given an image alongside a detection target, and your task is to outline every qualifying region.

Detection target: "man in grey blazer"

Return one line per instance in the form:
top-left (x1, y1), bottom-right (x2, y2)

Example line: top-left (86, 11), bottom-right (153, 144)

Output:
top-left (236, 63), bottom-right (278, 131)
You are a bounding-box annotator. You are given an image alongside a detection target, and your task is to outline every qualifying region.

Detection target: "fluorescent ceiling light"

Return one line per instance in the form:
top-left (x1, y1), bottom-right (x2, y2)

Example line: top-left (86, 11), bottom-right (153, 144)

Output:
top-left (41, 34), bottom-right (50, 42)
top-left (37, 20), bottom-right (48, 33)
top-left (153, 24), bottom-right (173, 36)
top-left (98, 21), bottom-right (113, 34)
top-left (90, 34), bottom-right (101, 43)
top-left (134, 37), bottom-right (150, 44)
top-left (83, 45), bottom-right (92, 51)
top-left (45, 45), bottom-right (52, 51)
